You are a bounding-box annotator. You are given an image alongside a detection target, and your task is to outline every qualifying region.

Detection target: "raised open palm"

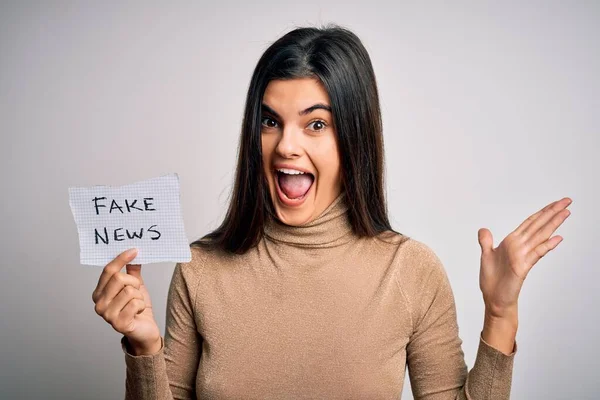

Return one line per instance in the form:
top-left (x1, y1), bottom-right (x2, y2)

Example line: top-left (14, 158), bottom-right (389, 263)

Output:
top-left (477, 197), bottom-right (572, 319)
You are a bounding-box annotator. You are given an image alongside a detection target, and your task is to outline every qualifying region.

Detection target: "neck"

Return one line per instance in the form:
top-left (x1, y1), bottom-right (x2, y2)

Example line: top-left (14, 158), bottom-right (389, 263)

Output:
top-left (263, 193), bottom-right (354, 248)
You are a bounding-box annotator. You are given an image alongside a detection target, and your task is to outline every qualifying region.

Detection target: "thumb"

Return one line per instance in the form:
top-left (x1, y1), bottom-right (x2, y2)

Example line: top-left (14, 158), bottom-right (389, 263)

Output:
top-left (478, 228), bottom-right (494, 255)
top-left (126, 264), bottom-right (144, 284)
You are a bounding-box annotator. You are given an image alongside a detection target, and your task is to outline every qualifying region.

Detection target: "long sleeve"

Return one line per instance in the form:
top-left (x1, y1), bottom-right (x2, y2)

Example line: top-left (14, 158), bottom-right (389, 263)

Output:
top-left (121, 261), bottom-right (202, 399)
top-left (402, 241), bottom-right (517, 400)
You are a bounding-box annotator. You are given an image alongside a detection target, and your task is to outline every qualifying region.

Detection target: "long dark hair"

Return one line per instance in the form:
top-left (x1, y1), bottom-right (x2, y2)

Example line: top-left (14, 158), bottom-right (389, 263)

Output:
top-left (191, 23), bottom-right (397, 254)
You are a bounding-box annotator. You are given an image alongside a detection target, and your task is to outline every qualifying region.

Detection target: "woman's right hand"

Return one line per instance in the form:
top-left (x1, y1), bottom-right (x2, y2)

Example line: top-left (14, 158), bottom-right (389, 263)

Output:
top-left (92, 248), bottom-right (162, 356)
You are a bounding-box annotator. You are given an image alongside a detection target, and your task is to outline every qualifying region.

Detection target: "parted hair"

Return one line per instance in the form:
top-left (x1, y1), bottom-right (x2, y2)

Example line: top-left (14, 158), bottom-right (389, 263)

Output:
top-left (190, 24), bottom-right (396, 254)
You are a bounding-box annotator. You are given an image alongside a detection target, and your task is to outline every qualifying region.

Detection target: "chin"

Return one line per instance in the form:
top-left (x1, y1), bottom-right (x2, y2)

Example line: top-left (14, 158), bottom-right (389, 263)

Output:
top-left (274, 207), bottom-right (314, 226)
top-left (272, 196), bottom-right (316, 226)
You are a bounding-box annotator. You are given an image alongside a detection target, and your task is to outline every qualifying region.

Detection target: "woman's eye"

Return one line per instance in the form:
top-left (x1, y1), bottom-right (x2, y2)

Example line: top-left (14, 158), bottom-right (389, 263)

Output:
top-left (261, 116), bottom-right (278, 129)
top-left (308, 120), bottom-right (327, 131)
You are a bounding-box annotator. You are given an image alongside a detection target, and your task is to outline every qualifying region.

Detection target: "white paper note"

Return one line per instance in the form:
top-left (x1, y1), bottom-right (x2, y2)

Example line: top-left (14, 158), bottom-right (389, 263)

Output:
top-left (69, 173), bottom-right (191, 266)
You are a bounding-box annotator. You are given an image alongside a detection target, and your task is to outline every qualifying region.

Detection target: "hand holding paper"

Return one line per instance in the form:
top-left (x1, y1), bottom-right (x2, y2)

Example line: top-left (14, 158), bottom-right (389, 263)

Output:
top-left (92, 248), bottom-right (162, 356)
top-left (73, 174), bottom-right (191, 355)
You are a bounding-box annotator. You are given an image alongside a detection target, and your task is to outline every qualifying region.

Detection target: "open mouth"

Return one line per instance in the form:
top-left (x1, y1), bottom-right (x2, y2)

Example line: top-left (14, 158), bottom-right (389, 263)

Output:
top-left (274, 167), bottom-right (315, 203)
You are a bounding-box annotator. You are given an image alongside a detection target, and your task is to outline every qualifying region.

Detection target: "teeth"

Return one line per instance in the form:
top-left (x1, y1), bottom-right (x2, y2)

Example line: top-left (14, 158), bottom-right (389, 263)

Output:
top-left (277, 168), bottom-right (306, 175)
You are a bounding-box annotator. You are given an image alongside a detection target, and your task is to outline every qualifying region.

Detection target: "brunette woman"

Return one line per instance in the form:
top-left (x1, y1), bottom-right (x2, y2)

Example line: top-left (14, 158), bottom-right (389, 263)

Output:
top-left (92, 25), bottom-right (572, 399)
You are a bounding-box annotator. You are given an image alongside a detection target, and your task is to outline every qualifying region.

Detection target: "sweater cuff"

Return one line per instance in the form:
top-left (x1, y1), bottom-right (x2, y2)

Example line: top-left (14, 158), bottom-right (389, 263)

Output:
top-left (121, 335), bottom-right (165, 358)
top-left (464, 333), bottom-right (517, 399)
top-left (480, 332), bottom-right (517, 357)
top-left (121, 336), bottom-right (167, 398)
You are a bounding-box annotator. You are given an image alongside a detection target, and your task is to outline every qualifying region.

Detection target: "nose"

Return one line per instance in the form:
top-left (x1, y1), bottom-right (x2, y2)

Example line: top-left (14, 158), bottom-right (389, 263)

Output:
top-left (275, 126), bottom-right (303, 159)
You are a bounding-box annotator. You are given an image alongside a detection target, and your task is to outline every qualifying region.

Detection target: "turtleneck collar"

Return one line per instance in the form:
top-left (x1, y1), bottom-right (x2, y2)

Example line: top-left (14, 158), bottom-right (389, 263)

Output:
top-left (263, 192), bottom-right (354, 248)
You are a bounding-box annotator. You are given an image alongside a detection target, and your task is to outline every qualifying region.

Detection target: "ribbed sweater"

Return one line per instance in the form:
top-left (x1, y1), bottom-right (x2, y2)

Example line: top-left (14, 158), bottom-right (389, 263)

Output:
top-left (121, 193), bottom-right (516, 399)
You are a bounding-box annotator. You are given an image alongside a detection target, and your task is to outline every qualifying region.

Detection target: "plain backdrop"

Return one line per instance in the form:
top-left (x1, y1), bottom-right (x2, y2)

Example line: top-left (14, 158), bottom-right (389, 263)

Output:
top-left (1, 1), bottom-right (598, 399)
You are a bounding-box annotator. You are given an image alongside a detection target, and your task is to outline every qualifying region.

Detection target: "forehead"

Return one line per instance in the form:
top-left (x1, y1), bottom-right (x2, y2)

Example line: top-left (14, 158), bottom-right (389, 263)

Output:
top-left (262, 77), bottom-right (330, 109)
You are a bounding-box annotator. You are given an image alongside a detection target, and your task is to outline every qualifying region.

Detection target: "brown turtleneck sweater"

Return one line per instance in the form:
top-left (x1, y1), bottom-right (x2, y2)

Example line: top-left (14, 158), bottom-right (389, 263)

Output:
top-left (120, 194), bottom-right (516, 399)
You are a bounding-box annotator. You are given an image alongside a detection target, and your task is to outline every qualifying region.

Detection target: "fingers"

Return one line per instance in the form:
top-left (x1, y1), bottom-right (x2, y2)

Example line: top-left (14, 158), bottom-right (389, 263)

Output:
top-left (526, 207), bottom-right (570, 249)
top-left (525, 235), bottom-right (563, 266)
top-left (514, 199), bottom-right (558, 235)
top-left (521, 197), bottom-right (572, 239)
top-left (119, 299), bottom-right (147, 325)
top-left (93, 272), bottom-right (141, 314)
top-left (126, 264), bottom-right (144, 284)
top-left (98, 285), bottom-right (144, 325)
top-left (109, 298), bottom-right (146, 334)
top-left (516, 197), bottom-right (572, 239)
top-left (92, 248), bottom-right (138, 303)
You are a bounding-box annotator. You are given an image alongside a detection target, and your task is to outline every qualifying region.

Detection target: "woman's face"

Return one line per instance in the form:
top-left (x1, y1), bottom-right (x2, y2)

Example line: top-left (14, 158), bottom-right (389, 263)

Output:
top-left (261, 77), bottom-right (342, 226)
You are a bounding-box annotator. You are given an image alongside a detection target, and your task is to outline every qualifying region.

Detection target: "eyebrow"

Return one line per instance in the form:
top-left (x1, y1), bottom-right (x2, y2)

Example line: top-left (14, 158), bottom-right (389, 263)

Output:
top-left (261, 103), bottom-right (332, 119)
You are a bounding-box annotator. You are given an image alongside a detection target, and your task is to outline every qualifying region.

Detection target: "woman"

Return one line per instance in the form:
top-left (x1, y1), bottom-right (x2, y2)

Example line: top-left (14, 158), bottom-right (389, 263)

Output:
top-left (92, 25), bottom-right (571, 399)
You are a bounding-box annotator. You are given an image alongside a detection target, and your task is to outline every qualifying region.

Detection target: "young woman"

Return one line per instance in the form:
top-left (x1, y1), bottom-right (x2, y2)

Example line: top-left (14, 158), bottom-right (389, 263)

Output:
top-left (92, 25), bottom-right (572, 399)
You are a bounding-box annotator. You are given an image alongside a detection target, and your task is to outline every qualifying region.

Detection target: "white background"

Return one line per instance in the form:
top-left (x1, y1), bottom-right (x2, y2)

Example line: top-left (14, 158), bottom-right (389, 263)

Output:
top-left (1, 1), bottom-right (598, 399)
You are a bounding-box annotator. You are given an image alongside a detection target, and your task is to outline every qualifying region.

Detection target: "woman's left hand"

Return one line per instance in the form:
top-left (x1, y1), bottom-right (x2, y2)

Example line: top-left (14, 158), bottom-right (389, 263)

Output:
top-left (477, 197), bottom-right (572, 320)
